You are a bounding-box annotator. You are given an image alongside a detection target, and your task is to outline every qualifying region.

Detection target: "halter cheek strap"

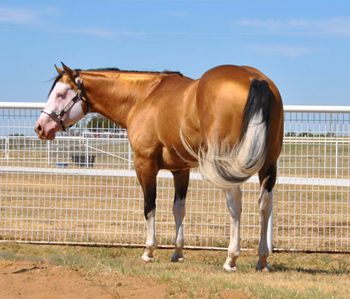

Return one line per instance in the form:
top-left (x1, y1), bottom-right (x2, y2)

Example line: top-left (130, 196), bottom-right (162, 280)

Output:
top-left (41, 74), bottom-right (91, 131)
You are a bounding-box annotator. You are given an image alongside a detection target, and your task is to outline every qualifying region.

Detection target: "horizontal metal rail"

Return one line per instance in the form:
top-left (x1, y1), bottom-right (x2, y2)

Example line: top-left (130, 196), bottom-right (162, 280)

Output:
top-left (1, 166), bottom-right (349, 187)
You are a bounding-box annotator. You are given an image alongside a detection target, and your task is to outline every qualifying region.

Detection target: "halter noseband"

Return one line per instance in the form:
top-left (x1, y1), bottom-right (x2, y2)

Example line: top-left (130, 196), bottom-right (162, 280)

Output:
top-left (41, 73), bottom-right (91, 131)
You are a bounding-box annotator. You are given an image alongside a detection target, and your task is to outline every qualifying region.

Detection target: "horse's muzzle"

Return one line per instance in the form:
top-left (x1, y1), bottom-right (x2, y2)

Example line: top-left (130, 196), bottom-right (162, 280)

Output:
top-left (34, 123), bottom-right (56, 140)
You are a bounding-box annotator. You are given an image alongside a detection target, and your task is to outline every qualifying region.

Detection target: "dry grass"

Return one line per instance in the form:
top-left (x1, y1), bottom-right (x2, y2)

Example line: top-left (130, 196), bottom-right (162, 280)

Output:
top-left (1, 170), bottom-right (350, 252)
top-left (1, 242), bottom-right (350, 298)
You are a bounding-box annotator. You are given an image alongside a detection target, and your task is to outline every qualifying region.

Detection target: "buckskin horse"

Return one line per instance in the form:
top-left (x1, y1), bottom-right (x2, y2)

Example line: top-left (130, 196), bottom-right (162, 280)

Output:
top-left (35, 63), bottom-right (283, 272)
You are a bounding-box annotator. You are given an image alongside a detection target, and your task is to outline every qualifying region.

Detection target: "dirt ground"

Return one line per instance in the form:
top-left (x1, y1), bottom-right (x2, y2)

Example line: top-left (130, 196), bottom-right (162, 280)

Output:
top-left (0, 260), bottom-right (167, 299)
top-left (1, 244), bottom-right (349, 299)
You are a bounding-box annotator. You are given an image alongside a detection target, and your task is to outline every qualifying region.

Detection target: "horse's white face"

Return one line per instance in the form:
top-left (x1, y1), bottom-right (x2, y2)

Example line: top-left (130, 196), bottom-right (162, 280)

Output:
top-left (34, 81), bottom-right (85, 140)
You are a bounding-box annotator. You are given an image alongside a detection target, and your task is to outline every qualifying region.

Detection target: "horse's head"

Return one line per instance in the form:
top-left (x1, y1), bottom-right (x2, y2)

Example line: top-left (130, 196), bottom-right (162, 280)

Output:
top-left (34, 63), bottom-right (90, 140)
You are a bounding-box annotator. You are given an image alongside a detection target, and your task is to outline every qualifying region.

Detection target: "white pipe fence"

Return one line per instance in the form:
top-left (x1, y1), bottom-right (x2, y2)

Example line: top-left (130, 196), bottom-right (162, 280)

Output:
top-left (0, 102), bottom-right (349, 252)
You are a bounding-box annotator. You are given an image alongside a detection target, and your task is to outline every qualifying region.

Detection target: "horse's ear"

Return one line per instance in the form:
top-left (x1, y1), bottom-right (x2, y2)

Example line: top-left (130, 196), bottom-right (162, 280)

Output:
top-left (61, 62), bottom-right (75, 80)
top-left (54, 64), bottom-right (63, 74)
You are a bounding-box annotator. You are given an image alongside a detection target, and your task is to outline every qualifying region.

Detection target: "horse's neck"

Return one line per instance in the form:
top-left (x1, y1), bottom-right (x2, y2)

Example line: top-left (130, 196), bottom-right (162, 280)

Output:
top-left (82, 72), bottom-right (163, 127)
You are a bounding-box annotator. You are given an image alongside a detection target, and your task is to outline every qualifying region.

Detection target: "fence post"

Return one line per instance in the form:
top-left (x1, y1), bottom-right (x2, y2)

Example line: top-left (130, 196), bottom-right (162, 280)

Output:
top-left (128, 141), bottom-right (132, 170)
top-left (335, 138), bottom-right (338, 177)
top-left (85, 137), bottom-right (89, 167)
top-left (5, 136), bottom-right (9, 161)
top-left (47, 141), bottom-right (50, 166)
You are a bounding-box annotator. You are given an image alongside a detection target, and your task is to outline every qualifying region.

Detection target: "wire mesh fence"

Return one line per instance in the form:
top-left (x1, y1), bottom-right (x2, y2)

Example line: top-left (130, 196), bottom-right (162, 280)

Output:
top-left (0, 103), bottom-right (349, 252)
top-left (277, 107), bottom-right (350, 252)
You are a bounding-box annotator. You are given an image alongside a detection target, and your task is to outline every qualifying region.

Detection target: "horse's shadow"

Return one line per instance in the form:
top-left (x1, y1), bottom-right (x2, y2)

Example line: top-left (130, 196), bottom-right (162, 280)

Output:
top-left (270, 262), bottom-right (350, 275)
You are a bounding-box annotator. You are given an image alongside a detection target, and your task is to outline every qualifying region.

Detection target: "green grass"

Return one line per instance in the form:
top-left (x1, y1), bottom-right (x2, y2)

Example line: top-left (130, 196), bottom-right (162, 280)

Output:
top-left (1, 242), bottom-right (349, 298)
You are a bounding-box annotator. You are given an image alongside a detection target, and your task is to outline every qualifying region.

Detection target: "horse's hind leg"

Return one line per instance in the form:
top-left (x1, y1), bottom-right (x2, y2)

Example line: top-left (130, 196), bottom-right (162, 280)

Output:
top-left (223, 186), bottom-right (242, 272)
top-left (256, 163), bottom-right (277, 271)
top-left (171, 169), bottom-right (190, 262)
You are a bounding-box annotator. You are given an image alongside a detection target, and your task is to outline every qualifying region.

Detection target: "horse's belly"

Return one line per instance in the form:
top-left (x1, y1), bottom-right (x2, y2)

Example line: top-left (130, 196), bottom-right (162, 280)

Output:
top-left (160, 147), bottom-right (198, 170)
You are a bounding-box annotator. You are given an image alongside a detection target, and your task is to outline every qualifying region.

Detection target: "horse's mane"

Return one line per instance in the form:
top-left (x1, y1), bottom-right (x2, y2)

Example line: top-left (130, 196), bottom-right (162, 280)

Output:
top-left (84, 68), bottom-right (183, 76)
top-left (49, 67), bottom-right (183, 96)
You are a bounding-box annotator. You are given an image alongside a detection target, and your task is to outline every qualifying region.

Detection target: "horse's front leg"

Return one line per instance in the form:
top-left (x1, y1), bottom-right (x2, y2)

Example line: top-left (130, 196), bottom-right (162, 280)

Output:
top-left (171, 169), bottom-right (190, 262)
top-left (134, 157), bottom-right (159, 262)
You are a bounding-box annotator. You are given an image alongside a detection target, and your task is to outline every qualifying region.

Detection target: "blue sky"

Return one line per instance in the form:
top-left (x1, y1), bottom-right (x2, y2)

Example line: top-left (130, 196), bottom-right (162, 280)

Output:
top-left (1, 0), bottom-right (350, 105)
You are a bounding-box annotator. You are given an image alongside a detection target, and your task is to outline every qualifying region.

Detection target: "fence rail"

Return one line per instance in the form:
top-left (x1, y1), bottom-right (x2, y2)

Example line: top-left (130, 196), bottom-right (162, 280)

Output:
top-left (0, 102), bottom-right (349, 253)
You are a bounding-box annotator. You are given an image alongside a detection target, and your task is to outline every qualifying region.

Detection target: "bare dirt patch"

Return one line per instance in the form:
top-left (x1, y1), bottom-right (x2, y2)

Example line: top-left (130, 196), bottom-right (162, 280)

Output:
top-left (0, 260), bottom-right (114, 299)
top-left (0, 260), bottom-right (167, 299)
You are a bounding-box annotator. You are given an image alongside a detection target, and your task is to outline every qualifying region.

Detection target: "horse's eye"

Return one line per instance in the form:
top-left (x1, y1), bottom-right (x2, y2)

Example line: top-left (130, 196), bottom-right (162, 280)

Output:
top-left (57, 92), bottom-right (65, 99)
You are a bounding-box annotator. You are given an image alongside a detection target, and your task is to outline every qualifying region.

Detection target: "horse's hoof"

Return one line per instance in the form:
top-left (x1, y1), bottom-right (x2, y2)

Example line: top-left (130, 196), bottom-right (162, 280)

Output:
top-left (256, 264), bottom-right (270, 272)
top-left (171, 254), bottom-right (184, 263)
top-left (223, 263), bottom-right (237, 272)
top-left (142, 253), bottom-right (155, 263)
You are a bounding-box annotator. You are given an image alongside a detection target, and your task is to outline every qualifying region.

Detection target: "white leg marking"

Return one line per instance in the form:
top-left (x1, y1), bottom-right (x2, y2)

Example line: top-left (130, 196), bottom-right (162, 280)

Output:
top-left (171, 198), bottom-right (186, 262)
top-left (256, 189), bottom-right (273, 271)
top-left (223, 187), bottom-right (242, 272)
top-left (142, 209), bottom-right (157, 262)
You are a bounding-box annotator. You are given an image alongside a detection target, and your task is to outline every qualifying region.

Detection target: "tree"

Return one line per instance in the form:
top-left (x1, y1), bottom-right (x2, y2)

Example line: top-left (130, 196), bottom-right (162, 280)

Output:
top-left (285, 131), bottom-right (296, 137)
top-left (297, 132), bottom-right (314, 137)
top-left (85, 114), bottom-right (117, 132)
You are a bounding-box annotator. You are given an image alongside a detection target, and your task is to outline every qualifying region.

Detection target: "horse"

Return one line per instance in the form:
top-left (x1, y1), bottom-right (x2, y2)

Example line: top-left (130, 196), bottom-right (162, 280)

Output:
top-left (35, 63), bottom-right (283, 272)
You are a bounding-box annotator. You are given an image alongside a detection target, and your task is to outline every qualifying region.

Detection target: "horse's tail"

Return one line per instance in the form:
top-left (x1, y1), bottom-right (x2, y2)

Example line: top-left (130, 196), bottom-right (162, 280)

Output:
top-left (197, 79), bottom-right (274, 189)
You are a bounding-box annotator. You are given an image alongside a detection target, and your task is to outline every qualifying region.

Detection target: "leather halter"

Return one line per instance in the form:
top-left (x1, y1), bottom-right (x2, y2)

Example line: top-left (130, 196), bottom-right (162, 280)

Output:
top-left (41, 74), bottom-right (90, 131)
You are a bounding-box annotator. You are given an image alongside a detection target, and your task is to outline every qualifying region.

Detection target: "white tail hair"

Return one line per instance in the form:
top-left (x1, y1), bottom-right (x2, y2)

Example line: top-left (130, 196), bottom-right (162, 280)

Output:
top-left (180, 79), bottom-right (273, 190)
top-left (200, 112), bottom-right (267, 189)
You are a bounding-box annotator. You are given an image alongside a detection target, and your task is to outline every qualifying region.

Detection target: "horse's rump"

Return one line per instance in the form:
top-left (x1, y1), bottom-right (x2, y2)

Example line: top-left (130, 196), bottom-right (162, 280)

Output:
top-left (182, 74), bottom-right (276, 189)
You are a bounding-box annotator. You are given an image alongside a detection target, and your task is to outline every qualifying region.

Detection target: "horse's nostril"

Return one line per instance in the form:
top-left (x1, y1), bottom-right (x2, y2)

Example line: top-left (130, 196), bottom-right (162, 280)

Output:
top-left (35, 124), bottom-right (43, 134)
